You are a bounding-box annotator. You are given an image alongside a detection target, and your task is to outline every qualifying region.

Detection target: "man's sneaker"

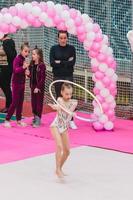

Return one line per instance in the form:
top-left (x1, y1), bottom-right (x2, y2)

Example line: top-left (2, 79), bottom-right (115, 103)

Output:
top-left (69, 120), bottom-right (77, 129)
top-left (17, 121), bottom-right (27, 127)
top-left (32, 116), bottom-right (41, 128)
top-left (4, 120), bottom-right (12, 128)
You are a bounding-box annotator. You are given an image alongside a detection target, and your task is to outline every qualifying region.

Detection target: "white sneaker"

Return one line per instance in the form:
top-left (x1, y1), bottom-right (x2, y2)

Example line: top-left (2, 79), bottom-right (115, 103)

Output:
top-left (69, 121), bottom-right (77, 129)
top-left (4, 120), bottom-right (12, 128)
top-left (17, 121), bottom-right (27, 127)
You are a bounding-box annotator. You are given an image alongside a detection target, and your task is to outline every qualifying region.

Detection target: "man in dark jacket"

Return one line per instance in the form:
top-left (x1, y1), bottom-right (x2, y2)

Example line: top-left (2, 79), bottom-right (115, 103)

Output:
top-left (0, 34), bottom-right (17, 113)
top-left (50, 30), bottom-right (77, 129)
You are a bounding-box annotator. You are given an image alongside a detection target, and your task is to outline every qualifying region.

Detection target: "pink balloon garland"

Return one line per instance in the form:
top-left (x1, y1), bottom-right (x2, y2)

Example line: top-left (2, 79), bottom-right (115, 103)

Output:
top-left (0, 1), bottom-right (117, 131)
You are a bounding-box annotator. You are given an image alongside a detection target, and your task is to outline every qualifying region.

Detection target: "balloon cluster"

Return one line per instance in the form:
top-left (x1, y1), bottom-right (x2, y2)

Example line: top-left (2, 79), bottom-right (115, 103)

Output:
top-left (127, 30), bottom-right (133, 52)
top-left (0, 1), bottom-right (117, 130)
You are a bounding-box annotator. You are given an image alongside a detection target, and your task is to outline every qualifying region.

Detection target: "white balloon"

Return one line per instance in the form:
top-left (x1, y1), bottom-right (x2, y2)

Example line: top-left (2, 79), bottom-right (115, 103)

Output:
top-left (100, 44), bottom-right (109, 54)
top-left (94, 107), bottom-right (102, 117)
top-left (99, 63), bottom-right (108, 72)
top-left (20, 20), bottom-right (29, 29)
top-left (112, 73), bottom-right (118, 82)
top-left (61, 10), bottom-right (70, 21)
top-left (95, 81), bottom-right (104, 90)
top-left (39, 12), bottom-right (48, 23)
top-left (105, 68), bottom-right (115, 77)
top-left (24, 2), bottom-right (33, 13)
top-left (3, 13), bottom-right (12, 24)
top-left (45, 18), bottom-right (54, 27)
top-left (83, 40), bottom-right (93, 51)
top-left (65, 19), bottom-right (74, 28)
top-left (85, 23), bottom-right (94, 32)
top-left (100, 88), bottom-right (110, 97)
top-left (15, 3), bottom-right (24, 9)
top-left (91, 58), bottom-right (99, 66)
top-left (86, 32), bottom-right (95, 41)
top-left (102, 34), bottom-right (109, 44)
top-left (0, 13), bottom-right (3, 23)
top-left (47, 1), bottom-right (55, 8)
top-left (55, 4), bottom-right (63, 13)
top-left (106, 95), bottom-right (114, 103)
top-left (32, 6), bottom-right (41, 16)
top-left (12, 16), bottom-right (21, 26)
top-left (99, 114), bottom-right (108, 123)
top-left (104, 121), bottom-right (114, 130)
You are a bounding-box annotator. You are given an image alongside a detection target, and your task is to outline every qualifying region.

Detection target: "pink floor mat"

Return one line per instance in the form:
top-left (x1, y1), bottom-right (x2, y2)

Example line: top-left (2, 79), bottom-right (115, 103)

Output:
top-left (0, 112), bottom-right (133, 164)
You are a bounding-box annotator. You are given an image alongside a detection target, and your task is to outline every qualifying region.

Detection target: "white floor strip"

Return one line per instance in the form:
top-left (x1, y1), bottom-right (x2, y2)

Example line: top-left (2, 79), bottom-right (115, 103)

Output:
top-left (0, 146), bottom-right (133, 200)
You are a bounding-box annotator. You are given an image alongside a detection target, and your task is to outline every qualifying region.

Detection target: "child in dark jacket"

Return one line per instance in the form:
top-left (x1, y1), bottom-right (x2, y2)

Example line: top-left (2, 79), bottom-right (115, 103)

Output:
top-left (26, 47), bottom-right (46, 127)
top-left (4, 42), bottom-right (30, 128)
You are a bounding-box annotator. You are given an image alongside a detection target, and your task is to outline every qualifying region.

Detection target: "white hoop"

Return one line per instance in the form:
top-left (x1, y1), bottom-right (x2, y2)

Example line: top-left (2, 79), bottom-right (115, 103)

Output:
top-left (49, 80), bottom-right (103, 122)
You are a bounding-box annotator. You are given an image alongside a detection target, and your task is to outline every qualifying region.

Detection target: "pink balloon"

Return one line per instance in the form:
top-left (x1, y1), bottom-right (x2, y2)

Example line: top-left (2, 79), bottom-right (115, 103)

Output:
top-left (34, 19), bottom-right (42, 27)
top-left (102, 102), bottom-right (109, 112)
top-left (90, 42), bottom-right (101, 51)
top-left (97, 53), bottom-right (106, 62)
top-left (27, 14), bottom-right (35, 24)
top-left (109, 83), bottom-right (116, 91)
top-left (57, 22), bottom-right (67, 31)
top-left (102, 76), bottom-right (111, 87)
top-left (93, 23), bottom-right (100, 33)
top-left (106, 56), bottom-right (114, 65)
top-left (110, 60), bottom-right (117, 70)
top-left (93, 122), bottom-right (104, 131)
top-left (96, 95), bottom-right (105, 103)
top-left (69, 8), bottom-right (77, 19)
top-left (93, 87), bottom-right (100, 95)
top-left (89, 51), bottom-right (99, 58)
top-left (75, 16), bottom-right (82, 26)
top-left (0, 23), bottom-right (9, 33)
top-left (47, 7), bottom-right (56, 17)
top-left (9, 6), bottom-right (18, 16)
top-left (77, 25), bottom-right (85, 34)
top-left (17, 9), bottom-right (27, 19)
top-left (9, 24), bottom-right (17, 33)
top-left (54, 15), bottom-right (62, 25)
top-left (95, 71), bottom-right (104, 79)
top-left (95, 32), bottom-right (103, 42)
top-left (78, 33), bottom-right (86, 42)
top-left (91, 65), bottom-right (98, 73)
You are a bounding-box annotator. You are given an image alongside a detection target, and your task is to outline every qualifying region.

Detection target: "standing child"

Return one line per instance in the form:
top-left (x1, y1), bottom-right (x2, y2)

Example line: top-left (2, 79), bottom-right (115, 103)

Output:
top-left (49, 83), bottom-right (78, 178)
top-left (26, 47), bottom-right (46, 127)
top-left (4, 42), bottom-right (30, 128)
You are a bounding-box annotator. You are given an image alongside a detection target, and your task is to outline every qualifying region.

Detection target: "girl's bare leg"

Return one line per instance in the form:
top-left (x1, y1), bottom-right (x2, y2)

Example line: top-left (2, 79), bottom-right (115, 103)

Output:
top-left (60, 131), bottom-right (70, 175)
top-left (50, 127), bottom-right (64, 178)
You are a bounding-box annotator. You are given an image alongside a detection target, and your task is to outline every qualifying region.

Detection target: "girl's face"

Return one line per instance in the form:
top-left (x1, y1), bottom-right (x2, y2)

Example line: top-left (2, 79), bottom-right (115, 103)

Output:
top-left (32, 50), bottom-right (39, 62)
top-left (21, 46), bottom-right (30, 58)
top-left (58, 33), bottom-right (68, 47)
top-left (61, 87), bottom-right (73, 101)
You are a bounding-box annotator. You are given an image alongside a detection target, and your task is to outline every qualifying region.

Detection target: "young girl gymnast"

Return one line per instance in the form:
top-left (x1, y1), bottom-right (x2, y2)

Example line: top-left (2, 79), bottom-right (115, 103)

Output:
top-left (4, 42), bottom-right (30, 128)
top-left (49, 83), bottom-right (78, 178)
top-left (26, 47), bottom-right (46, 127)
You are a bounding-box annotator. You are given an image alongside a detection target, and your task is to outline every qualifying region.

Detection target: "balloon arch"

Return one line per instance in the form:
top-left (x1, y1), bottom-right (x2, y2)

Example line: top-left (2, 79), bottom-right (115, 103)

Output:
top-left (0, 1), bottom-right (117, 130)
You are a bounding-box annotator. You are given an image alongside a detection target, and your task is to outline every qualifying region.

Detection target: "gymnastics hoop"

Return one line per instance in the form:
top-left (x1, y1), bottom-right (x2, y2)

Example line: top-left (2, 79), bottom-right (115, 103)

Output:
top-left (49, 80), bottom-right (103, 122)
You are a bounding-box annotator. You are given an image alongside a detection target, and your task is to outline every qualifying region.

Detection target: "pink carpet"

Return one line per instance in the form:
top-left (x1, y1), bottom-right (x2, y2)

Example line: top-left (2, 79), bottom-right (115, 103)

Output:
top-left (0, 112), bottom-right (133, 164)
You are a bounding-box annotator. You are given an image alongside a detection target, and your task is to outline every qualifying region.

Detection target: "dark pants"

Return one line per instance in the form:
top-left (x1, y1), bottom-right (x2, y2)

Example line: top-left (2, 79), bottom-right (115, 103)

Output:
top-left (31, 86), bottom-right (44, 118)
top-left (53, 75), bottom-right (74, 120)
top-left (6, 84), bottom-right (24, 121)
top-left (0, 67), bottom-right (12, 108)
